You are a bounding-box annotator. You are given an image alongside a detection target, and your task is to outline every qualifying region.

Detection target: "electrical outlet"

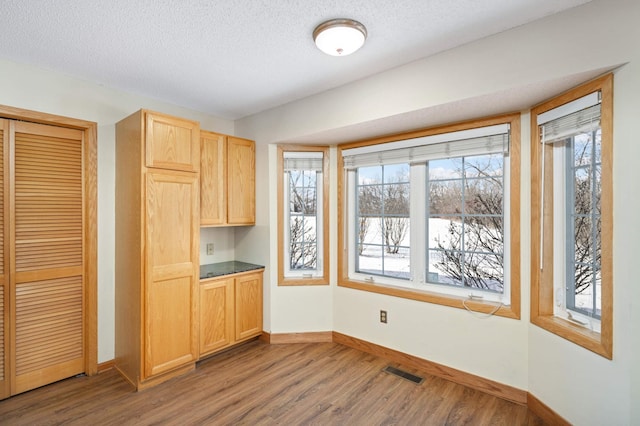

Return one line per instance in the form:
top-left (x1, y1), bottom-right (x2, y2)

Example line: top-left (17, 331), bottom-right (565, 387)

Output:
top-left (380, 310), bottom-right (387, 324)
top-left (206, 243), bottom-right (214, 255)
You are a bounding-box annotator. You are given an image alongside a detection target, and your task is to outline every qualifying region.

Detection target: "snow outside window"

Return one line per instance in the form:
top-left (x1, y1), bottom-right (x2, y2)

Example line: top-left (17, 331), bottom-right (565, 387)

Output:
top-left (283, 152), bottom-right (324, 278)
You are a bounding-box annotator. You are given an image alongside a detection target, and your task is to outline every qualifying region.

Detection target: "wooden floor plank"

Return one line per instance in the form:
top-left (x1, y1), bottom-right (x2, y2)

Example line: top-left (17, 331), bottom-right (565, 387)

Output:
top-left (0, 341), bottom-right (545, 425)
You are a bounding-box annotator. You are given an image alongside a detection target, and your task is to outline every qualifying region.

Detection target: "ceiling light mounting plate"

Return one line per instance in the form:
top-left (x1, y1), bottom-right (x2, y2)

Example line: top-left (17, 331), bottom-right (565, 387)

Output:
top-left (313, 18), bottom-right (367, 57)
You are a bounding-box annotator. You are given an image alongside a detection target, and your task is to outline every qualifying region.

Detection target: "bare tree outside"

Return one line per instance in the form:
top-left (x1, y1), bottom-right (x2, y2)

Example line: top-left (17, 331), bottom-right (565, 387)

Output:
top-left (570, 131), bottom-right (601, 314)
top-left (288, 170), bottom-right (318, 270)
top-left (357, 167), bottom-right (409, 255)
top-left (382, 178), bottom-right (409, 254)
top-left (357, 183), bottom-right (379, 255)
top-left (356, 164), bottom-right (410, 278)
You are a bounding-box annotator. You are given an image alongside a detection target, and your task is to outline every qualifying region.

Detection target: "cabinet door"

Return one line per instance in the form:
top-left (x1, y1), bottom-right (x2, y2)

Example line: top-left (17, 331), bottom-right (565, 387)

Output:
top-left (227, 137), bottom-right (255, 225)
top-left (200, 132), bottom-right (226, 225)
top-left (199, 278), bottom-right (234, 356)
top-left (145, 171), bottom-right (199, 378)
top-left (235, 273), bottom-right (262, 341)
top-left (146, 112), bottom-right (200, 172)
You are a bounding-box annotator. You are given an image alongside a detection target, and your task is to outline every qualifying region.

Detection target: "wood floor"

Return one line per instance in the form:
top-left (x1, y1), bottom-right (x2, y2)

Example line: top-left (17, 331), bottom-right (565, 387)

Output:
top-left (0, 341), bottom-right (544, 425)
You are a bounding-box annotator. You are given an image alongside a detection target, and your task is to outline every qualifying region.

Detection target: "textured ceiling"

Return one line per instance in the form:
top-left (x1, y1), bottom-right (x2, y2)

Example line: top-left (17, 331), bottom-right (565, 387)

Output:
top-left (0, 0), bottom-right (591, 120)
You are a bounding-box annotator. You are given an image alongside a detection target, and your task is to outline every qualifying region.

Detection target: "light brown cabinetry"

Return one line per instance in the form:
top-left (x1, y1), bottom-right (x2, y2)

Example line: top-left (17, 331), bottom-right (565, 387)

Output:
top-left (235, 273), bottom-right (263, 340)
top-left (200, 132), bottom-right (226, 225)
top-left (145, 112), bottom-right (199, 172)
top-left (0, 115), bottom-right (96, 400)
top-left (199, 271), bottom-right (263, 358)
top-left (200, 131), bottom-right (255, 226)
top-left (115, 110), bottom-right (200, 390)
top-left (199, 278), bottom-right (234, 354)
top-left (227, 137), bottom-right (255, 224)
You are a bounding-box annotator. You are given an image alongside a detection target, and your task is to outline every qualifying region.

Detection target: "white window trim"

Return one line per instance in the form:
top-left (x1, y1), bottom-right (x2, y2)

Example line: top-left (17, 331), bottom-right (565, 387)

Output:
top-left (551, 140), bottom-right (601, 333)
top-left (423, 159), bottom-right (511, 305)
top-left (538, 91), bottom-right (602, 333)
top-left (283, 166), bottom-right (324, 278)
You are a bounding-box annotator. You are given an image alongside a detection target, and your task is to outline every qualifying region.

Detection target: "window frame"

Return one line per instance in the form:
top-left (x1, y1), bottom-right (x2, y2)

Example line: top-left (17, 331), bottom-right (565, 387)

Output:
top-left (563, 129), bottom-right (603, 323)
top-left (425, 153), bottom-right (509, 301)
top-left (277, 145), bottom-right (330, 286)
top-left (351, 163), bottom-right (411, 281)
top-left (338, 114), bottom-right (521, 319)
top-left (530, 73), bottom-right (613, 359)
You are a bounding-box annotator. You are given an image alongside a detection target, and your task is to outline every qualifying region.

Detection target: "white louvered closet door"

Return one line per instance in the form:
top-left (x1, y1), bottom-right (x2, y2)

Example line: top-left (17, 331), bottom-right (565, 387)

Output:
top-left (10, 121), bottom-right (85, 395)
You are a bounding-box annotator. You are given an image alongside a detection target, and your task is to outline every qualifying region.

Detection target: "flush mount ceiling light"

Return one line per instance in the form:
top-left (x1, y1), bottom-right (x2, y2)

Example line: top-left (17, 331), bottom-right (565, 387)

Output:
top-left (313, 19), bottom-right (367, 56)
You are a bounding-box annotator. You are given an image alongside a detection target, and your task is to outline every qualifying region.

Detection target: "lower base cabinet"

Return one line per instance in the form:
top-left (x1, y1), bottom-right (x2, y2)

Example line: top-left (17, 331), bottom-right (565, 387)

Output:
top-left (199, 271), bottom-right (263, 358)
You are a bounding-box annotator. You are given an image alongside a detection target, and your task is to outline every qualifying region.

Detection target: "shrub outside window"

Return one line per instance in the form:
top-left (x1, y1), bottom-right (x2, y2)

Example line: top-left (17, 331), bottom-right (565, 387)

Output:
top-left (427, 154), bottom-right (505, 293)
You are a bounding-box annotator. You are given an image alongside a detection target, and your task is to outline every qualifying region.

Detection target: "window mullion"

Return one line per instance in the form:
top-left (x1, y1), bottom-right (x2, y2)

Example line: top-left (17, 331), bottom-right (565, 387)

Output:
top-left (316, 170), bottom-right (323, 271)
top-left (461, 157), bottom-right (467, 288)
top-left (381, 167), bottom-right (386, 275)
top-left (410, 163), bottom-right (426, 283)
top-left (349, 170), bottom-right (358, 276)
top-left (565, 140), bottom-right (575, 313)
top-left (591, 130), bottom-right (598, 317)
top-left (284, 172), bottom-right (292, 272)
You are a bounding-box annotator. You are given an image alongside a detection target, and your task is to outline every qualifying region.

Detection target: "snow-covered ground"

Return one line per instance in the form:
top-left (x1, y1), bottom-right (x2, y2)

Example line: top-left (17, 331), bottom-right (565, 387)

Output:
top-left (357, 217), bottom-right (600, 314)
top-left (357, 218), bottom-right (471, 282)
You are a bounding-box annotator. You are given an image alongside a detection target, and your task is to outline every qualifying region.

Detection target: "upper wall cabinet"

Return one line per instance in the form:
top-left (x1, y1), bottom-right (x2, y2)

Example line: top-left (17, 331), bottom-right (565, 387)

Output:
top-left (146, 112), bottom-right (200, 173)
top-left (227, 136), bottom-right (255, 224)
top-left (200, 131), bottom-right (226, 225)
top-left (201, 131), bottom-right (255, 226)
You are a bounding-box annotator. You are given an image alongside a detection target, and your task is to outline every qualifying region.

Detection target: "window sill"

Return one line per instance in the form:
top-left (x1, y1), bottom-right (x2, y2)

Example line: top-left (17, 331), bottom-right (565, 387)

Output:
top-left (338, 278), bottom-right (520, 320)
top-left (531, 315), bottom-right (612, 359)
top-left (279, 277), bottom-right (329, 286)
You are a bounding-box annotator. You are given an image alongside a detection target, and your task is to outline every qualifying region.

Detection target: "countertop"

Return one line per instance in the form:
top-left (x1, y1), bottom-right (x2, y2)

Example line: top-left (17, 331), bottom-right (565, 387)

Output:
top-left (200, 261), bottom-right (265, 280)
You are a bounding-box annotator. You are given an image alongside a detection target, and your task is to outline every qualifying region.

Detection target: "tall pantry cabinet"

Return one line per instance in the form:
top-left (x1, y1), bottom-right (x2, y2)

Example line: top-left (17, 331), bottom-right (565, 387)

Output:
top-left (115, 110), bottom-right (200, 389)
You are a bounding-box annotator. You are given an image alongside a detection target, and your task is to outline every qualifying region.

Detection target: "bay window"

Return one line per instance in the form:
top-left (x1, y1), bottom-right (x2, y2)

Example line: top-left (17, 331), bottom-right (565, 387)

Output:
top-left (339, 115), bottom-right (521, 318)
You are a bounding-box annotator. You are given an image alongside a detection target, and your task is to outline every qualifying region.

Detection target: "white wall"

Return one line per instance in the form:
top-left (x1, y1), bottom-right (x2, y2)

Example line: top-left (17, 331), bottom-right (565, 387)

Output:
top-left (233, 142), bottom-right (273, 330)
top-left (609, 39), bottom-right (640, 426)
top-left (200, 227), bottom-right (236, 265)
top-left (233, 143), bottom-right (335, 333)
top-left (236, 0), bottom-right (639, 423)
top-left (0, 58), bottom-right (235, 363)
top-left (521, 2), bottom-right (638, 424)
top-left (0, 0), bottom-right (636, 422)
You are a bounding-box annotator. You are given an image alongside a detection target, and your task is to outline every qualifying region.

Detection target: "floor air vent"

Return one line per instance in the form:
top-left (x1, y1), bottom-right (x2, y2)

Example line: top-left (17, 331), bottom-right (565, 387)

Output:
top-left (383, 366), bottom-right (424, 385)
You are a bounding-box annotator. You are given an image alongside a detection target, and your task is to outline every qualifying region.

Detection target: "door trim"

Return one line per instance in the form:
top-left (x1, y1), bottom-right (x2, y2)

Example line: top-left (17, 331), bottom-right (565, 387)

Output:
top-left (0, 104), bottom-right (98, 377)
